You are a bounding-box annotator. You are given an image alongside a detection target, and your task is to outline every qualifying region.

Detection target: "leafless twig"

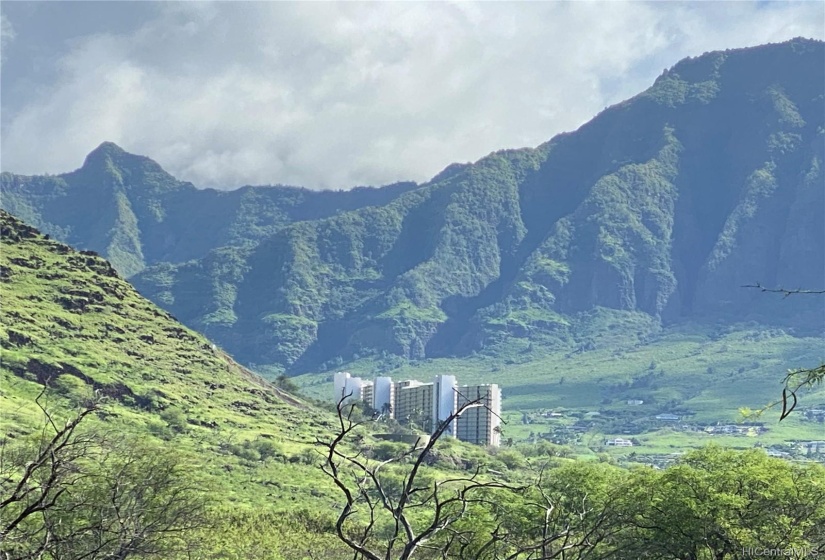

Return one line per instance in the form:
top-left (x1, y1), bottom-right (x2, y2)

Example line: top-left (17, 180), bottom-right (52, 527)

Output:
top-left (742, 282), bottom-right (825, 298)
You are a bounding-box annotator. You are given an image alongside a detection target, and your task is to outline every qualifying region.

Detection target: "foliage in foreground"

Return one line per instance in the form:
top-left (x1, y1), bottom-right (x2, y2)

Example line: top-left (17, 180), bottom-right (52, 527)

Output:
top-left (318, 397), bottom-right (825, 560)
top-left (0, 397), bottom-right (210, 560)
top-left (3, 393), bottom-right (824, 560)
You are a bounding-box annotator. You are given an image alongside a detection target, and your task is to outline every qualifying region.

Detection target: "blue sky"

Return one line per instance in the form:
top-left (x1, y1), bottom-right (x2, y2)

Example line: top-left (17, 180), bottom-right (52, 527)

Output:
top-left (1, 1), bottom-right (823, 190)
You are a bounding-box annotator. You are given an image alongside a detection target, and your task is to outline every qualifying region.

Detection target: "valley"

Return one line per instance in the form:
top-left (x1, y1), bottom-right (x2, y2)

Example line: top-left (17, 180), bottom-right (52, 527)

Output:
top-left (295, 320), bottom-right (825, 461)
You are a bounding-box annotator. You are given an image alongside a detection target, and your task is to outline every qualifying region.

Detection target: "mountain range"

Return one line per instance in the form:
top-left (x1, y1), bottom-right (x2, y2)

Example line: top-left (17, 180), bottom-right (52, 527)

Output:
top-left (2, 38), bottom-right (823, 374)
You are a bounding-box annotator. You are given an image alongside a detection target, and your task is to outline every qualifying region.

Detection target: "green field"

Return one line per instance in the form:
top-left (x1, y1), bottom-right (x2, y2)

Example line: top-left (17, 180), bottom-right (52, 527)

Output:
top-left (293, 324), bottom-right (825, 457)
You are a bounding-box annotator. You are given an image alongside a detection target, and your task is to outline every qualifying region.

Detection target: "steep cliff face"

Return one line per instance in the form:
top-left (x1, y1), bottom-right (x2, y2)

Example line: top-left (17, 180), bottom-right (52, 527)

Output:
top-left (2, 143), bottom-right (193, 277)
top-left (5, 39), bottom-right (824, 372)
top-left (463, 40), bottom-right (825, 354)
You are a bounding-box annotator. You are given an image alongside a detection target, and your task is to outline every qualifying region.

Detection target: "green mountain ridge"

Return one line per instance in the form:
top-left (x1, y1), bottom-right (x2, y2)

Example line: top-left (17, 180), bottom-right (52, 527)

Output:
top-left (138, 39), bottom-right (825, 372)
top-left (1, 143), bottom-right (419, 277)
top-left (3, 39), bottom-right (824, 374)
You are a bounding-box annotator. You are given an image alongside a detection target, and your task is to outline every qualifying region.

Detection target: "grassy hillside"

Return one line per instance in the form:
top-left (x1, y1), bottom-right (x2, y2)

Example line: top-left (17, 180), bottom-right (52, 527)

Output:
top-left (0, 209), bottom-right (360, 556)
top-left (3, 209), bottom-right (550, 559)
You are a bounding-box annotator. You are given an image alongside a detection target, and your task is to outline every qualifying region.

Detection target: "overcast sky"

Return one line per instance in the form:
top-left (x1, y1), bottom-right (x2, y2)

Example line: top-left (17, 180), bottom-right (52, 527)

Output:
top-left (1, 1), bottom-right (823, 190)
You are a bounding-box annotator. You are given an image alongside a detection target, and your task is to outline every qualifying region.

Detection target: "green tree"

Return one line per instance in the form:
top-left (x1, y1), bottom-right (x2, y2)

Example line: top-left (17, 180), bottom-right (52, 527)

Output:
top-left (620, 446), bottom-right (825, 558)
top-left (0, 395), bottom-right (211, 560)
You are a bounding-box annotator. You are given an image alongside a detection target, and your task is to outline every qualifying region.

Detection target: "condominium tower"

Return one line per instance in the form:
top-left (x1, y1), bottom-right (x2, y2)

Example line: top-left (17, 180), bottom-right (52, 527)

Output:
top-left (333, 372), bottom-right (501, 446)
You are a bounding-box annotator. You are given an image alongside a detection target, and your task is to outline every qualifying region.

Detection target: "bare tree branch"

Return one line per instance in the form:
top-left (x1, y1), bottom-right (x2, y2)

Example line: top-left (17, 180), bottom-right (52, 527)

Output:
top-left (742, 282), bottom-right (825, 298)
top-left (1, 389), bottom-right (211, 560)
top-left (319, 387), bottom-right (622, 560)
top-left (742, 282), bottom-right (825, 419)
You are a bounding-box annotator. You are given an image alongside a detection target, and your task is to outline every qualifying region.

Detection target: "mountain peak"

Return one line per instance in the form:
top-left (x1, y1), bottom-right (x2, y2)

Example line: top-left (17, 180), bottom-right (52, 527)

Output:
top-left (89, 141), bottom-right (128, 159)
top-left (81, 141), bottom-right (148, 170)
top-left (93, 140), bottom-right (127, 154)
top-left (78, 142), bottom-right (189, 193)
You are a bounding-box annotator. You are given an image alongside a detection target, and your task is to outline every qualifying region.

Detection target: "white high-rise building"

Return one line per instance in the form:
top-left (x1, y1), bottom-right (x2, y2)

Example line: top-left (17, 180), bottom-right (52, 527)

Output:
top-left (361, 382), bottom-right (374, 409)
top-left (333, 371), bottom-right (372, 404)
top-left (333, 371), bottom-right (351, 402)
top-left (373, 376), bottom-right (395, 417)
top-left (433, 375), bottom-right (458, 437)
top-left (394, 380), bottom-right (433, 431)
top-left (456, 384), bottom-right (502, 447)
top-left (331, 373), bottom-right (502, 447)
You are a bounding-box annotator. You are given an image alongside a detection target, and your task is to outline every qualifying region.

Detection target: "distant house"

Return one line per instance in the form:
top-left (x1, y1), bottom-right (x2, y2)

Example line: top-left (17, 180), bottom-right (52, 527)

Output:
top-left (798, 441), bottom-right (825, 455)
top-left (706, 425), bottom-right (738, 434)
top-left (766, 449), bottom-right (791, 458)
top-left (655, 413), bottom-right (680, 421)
top-left (627, 399), bottom-right (644, 406)
top-left (705, 424), bottom-right (758, 435)
top-left (606, 438), bottom-right (633, 447)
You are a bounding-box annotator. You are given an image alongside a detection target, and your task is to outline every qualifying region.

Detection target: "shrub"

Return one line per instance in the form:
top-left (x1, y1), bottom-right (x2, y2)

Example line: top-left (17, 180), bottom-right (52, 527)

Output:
top-left (53, 374), bottom-right (93, 404)
top-left (160, 407), bottom-right (188, 433)
top-left (251, 438), bottom-right (285, 462)
top-left (372, 441), bottom-right (407, 461)
top-left (495, 449), bottom-right (527, 470)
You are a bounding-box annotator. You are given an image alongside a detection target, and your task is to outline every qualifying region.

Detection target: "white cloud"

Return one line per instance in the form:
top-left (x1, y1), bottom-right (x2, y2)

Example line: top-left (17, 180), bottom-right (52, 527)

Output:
top-left (0, 12), bottom-right (15, 60)
top-left (1, 1), bottom-right (823, 189)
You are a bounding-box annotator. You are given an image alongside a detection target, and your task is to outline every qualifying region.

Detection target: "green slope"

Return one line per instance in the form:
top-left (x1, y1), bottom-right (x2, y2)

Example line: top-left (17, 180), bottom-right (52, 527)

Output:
top-left (0, 209), bottom-right (339, 512)
top-left (0, 210), bottom-right (522, 559)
